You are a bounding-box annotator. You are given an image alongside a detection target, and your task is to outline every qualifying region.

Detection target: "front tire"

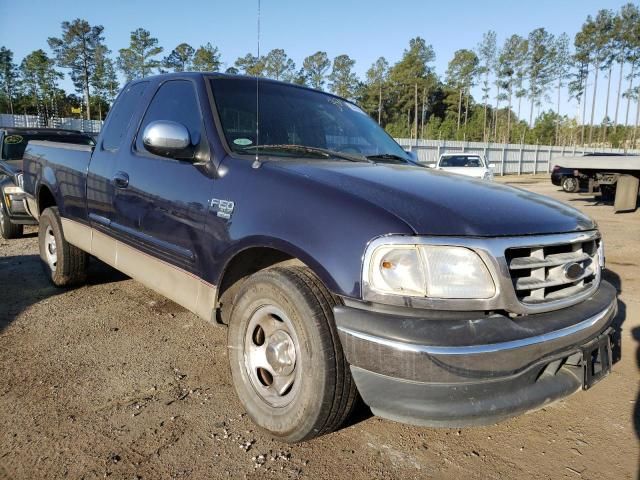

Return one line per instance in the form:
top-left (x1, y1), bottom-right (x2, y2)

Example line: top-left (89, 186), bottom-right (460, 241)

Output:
top-left (38, 207), bottom-right (89, 287)
top-left (0, 196), bottom-right (23, 239)
top-left (227, 266), bottom-right (357, 442)
top-left (561, 176), bottom-right (579, 193)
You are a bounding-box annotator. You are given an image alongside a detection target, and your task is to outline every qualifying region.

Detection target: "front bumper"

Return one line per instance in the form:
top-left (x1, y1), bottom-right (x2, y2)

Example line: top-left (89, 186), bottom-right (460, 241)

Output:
top-left (335, 281), bottom-right (618, 427)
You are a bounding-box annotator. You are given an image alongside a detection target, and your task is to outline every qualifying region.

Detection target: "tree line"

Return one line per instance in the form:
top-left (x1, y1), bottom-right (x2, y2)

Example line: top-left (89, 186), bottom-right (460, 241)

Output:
top-left (0, 5), bottom-right (639, 147)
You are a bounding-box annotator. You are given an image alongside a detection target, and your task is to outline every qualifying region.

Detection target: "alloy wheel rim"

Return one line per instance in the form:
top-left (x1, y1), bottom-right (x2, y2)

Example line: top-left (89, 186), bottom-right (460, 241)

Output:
top-left (243, 305), bottom-right (301, 407)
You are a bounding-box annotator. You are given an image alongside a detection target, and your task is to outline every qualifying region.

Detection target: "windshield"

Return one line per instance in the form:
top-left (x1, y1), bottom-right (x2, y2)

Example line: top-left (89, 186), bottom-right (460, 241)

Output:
top-left (2, 132), bottom-right (94, 161)
top-left (210, 77), bottom-right (409, 161)
top-left (439, 155), bottom-right (483, 168)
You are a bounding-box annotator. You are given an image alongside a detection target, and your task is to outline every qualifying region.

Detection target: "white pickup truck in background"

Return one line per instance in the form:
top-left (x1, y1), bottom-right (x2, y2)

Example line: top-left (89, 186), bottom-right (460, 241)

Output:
top-left (434, 153), bottom-right (494, 181)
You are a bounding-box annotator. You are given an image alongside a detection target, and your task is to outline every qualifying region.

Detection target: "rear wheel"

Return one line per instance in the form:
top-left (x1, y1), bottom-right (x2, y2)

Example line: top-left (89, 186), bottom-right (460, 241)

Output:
top-left (561, 176), bottom-right (579, 193)
top-left (227, 266), bottom-right (357, 442)
top-left (0, 196), bottom-right (23, 239)
top-left (38, 207), bottom-right (89, 287)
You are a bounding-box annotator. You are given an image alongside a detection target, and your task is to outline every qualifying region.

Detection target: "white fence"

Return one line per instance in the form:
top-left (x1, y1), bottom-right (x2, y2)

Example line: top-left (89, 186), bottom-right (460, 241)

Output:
top-left (0, 114), bottom-right (103, 133)
top-left (1, 114), bottom-right (636, 175)
top-left (395, 138), bottom-right (640, 175)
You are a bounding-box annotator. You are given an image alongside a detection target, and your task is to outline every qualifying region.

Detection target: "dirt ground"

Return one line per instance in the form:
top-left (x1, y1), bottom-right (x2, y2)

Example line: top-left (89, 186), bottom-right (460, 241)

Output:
top-left (1, 175), bottom-right (638, 480)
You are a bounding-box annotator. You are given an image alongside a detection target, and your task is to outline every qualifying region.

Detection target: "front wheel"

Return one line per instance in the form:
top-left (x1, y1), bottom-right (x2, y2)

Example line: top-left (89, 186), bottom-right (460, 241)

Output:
top-left (38, 207), bottom-right (89, 287)
top-left (561, 176), bottom-right (579, 193)
top-left (227, 266), bottom-right (357, 442)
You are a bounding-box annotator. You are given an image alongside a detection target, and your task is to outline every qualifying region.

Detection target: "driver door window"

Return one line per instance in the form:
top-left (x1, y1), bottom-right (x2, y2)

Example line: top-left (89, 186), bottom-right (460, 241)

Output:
top-left (136, 80), bottom-right (203, 154)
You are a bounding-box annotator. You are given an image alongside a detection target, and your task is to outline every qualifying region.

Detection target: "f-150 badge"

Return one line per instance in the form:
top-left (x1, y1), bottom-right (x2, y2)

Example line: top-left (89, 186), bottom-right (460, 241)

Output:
top-left (209, 198), bottom-right (235, 219)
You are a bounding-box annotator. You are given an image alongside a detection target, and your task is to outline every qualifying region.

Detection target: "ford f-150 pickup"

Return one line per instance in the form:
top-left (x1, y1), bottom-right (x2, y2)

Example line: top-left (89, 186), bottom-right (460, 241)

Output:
top-left (21, 73), bottom-right (618, 443)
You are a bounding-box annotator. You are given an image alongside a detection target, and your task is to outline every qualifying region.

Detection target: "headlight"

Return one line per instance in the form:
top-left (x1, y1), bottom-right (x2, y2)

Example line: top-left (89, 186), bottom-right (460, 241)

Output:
top-left (366, 244), bottom-right (496, 300)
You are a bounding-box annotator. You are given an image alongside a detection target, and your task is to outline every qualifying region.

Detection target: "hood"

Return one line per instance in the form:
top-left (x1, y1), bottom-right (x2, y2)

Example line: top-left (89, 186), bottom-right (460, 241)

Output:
top-left (268, 161), bottom-right (596, 237)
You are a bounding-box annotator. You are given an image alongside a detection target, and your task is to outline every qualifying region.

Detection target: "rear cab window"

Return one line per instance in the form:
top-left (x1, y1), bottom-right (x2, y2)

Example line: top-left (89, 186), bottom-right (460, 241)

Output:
top-left (101, 81), bottom-right (149, 151)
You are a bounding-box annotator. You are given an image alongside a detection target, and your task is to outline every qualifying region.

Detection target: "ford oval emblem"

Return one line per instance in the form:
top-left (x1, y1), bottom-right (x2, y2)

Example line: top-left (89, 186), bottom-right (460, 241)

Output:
top-left (563, 262), bottom-right (585, 281)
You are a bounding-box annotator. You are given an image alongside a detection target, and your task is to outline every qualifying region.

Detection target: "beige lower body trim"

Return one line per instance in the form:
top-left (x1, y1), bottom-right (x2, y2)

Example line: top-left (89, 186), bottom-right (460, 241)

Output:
top-left (60, 217), bottom-right (216, 321)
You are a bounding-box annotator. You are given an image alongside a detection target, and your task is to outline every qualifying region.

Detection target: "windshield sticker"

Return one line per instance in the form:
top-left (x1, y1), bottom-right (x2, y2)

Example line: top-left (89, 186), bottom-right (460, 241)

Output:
top-left (4, 135), bottom-right (23, 144)
top-left (233, 138), bottom-right (253, 146)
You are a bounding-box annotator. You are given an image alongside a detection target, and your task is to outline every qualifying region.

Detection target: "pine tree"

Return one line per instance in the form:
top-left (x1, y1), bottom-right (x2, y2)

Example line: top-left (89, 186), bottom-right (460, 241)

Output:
top-left (610, 6), bottom-right (634, 133)
top-left (553, 33), bottom-right (572, 144)
top-left (302, 51), bottom-right (330, 90)
top-left (0, 47), bottom-right (18, 114)
top-left (364, 57), bottom-right (389, 124)
top-left (19, 49), bottom-right (63, 118)
top-left (48, 18), bottom-right (105, 119)
top-left (445, 49), bottom-right (478, 134)
top-left (263, 49), bottom-right (296, 82)
top-left (575, 11), bottom-right (615, 144)
top-left (527, 28), bottom-right (555, 128)
top-left (386, 37), bottom-right (436, 138)
top-left (498, 35), bottom-right (527, 142)
top-left (477, 31), bottom-right (496, 141)
top-left (163, 43), bottom-right (195, 72)
top-left (192, 43), bottom-right (221, 72)
top-left (234, 53), bottom-right (265, 76)
top-left (117, 28), bottom-right (163, 81)
top-left (91, 45), bottom-right (118, 120)
top-left (328, 54), bottom-right (358, 99)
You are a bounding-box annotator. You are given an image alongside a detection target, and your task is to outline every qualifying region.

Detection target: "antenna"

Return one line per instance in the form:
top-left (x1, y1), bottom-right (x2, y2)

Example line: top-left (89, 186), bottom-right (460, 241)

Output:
top-left (252, 0), bottom-right (262, 169)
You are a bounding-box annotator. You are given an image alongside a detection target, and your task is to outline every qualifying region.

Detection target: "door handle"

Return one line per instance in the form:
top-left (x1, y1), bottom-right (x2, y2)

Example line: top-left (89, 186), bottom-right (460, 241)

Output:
top-left (112, 171), bottom-right (129, 189)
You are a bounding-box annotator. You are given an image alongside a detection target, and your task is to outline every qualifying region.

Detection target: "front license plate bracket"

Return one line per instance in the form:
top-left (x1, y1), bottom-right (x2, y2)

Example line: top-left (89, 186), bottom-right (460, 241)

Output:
top-left (582, 330), bottom-right (613, 390)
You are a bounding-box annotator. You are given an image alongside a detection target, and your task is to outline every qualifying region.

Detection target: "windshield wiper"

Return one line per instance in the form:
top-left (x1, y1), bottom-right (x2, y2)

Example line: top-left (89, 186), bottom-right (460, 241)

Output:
top-left (366, 153), bottom-right (411, 164)
top-left (241, 144), bottom-right (369, 163)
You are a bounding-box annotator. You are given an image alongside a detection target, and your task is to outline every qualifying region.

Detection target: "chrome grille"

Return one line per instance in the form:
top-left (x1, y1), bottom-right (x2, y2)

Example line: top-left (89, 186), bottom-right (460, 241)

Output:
top-left (506, 236), bottom-right (600, 305)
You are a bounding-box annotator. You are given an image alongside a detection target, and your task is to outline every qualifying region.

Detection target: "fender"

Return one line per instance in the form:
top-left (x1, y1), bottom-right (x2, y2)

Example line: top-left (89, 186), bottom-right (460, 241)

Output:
top-left (215, 235), bottom-right (342, 296)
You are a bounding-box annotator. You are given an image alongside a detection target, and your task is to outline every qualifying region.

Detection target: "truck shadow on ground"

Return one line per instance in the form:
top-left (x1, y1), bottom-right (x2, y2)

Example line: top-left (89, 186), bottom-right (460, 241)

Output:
top-left (602, 269), bottom-right (626, 365)
top-left (564, 190), bottom-right (639, 212)
top-left (633, 326), bottom-right (640, 442)
top-left (600, 269), bottom-right (638, 449)
top-left (0, 254), bottom-right (634, 439)
top-left (0, 254), bottom-right (127, 333)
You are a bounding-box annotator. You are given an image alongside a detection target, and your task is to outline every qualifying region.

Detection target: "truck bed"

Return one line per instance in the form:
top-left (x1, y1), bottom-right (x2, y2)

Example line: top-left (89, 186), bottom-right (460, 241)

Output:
top-left (558, 155), bottom-right (640, 172)
top-left (22, 141), bottom-right (94, 222)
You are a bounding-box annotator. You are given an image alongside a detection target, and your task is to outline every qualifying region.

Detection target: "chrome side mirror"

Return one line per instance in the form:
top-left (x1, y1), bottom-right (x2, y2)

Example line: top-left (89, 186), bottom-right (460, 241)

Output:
top-left (488, 163), bottom-right (496, 169)
top-left (142, 120), bottom-right (193, 160)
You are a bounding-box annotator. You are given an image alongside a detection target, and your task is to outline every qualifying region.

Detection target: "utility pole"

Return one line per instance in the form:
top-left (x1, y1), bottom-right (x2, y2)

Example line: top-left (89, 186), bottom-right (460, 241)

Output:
top-left (414, 83), bottom-right (418, 144)
top-left (420, 86), bottom-right (426, 139)
top-left (377, 82), bottom-right (382, 125)
top-left (457, 89), bottom-right (462, 133)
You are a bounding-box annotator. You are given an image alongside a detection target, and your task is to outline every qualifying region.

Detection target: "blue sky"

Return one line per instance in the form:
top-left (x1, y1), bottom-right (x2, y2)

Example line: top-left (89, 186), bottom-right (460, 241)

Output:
top-left (0, 0), bottom-right (634, 123)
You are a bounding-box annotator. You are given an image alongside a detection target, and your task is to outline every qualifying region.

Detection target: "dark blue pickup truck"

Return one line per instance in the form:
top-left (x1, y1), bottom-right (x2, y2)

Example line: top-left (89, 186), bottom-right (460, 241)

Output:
top-left (21, 73), bottom-right (617, 442)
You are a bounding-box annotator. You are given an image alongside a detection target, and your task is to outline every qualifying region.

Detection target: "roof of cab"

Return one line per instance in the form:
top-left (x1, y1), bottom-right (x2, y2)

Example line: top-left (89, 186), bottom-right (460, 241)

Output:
top-left (130, 71), bottom-right (345, 99)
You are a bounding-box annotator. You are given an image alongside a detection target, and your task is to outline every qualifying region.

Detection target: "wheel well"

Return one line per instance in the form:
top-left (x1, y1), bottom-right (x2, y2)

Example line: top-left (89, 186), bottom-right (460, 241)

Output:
top-left (216, 247), bottom-right (304, 324)
top-left (38, 186), bottom-right (56, 214)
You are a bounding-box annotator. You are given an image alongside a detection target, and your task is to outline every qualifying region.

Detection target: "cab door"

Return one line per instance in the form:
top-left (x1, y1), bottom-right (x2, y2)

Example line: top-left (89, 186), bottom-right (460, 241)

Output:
top-left (109, 79), bottom-right (214, 276)
top-left (87, 81), bottom-right (149, 227)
